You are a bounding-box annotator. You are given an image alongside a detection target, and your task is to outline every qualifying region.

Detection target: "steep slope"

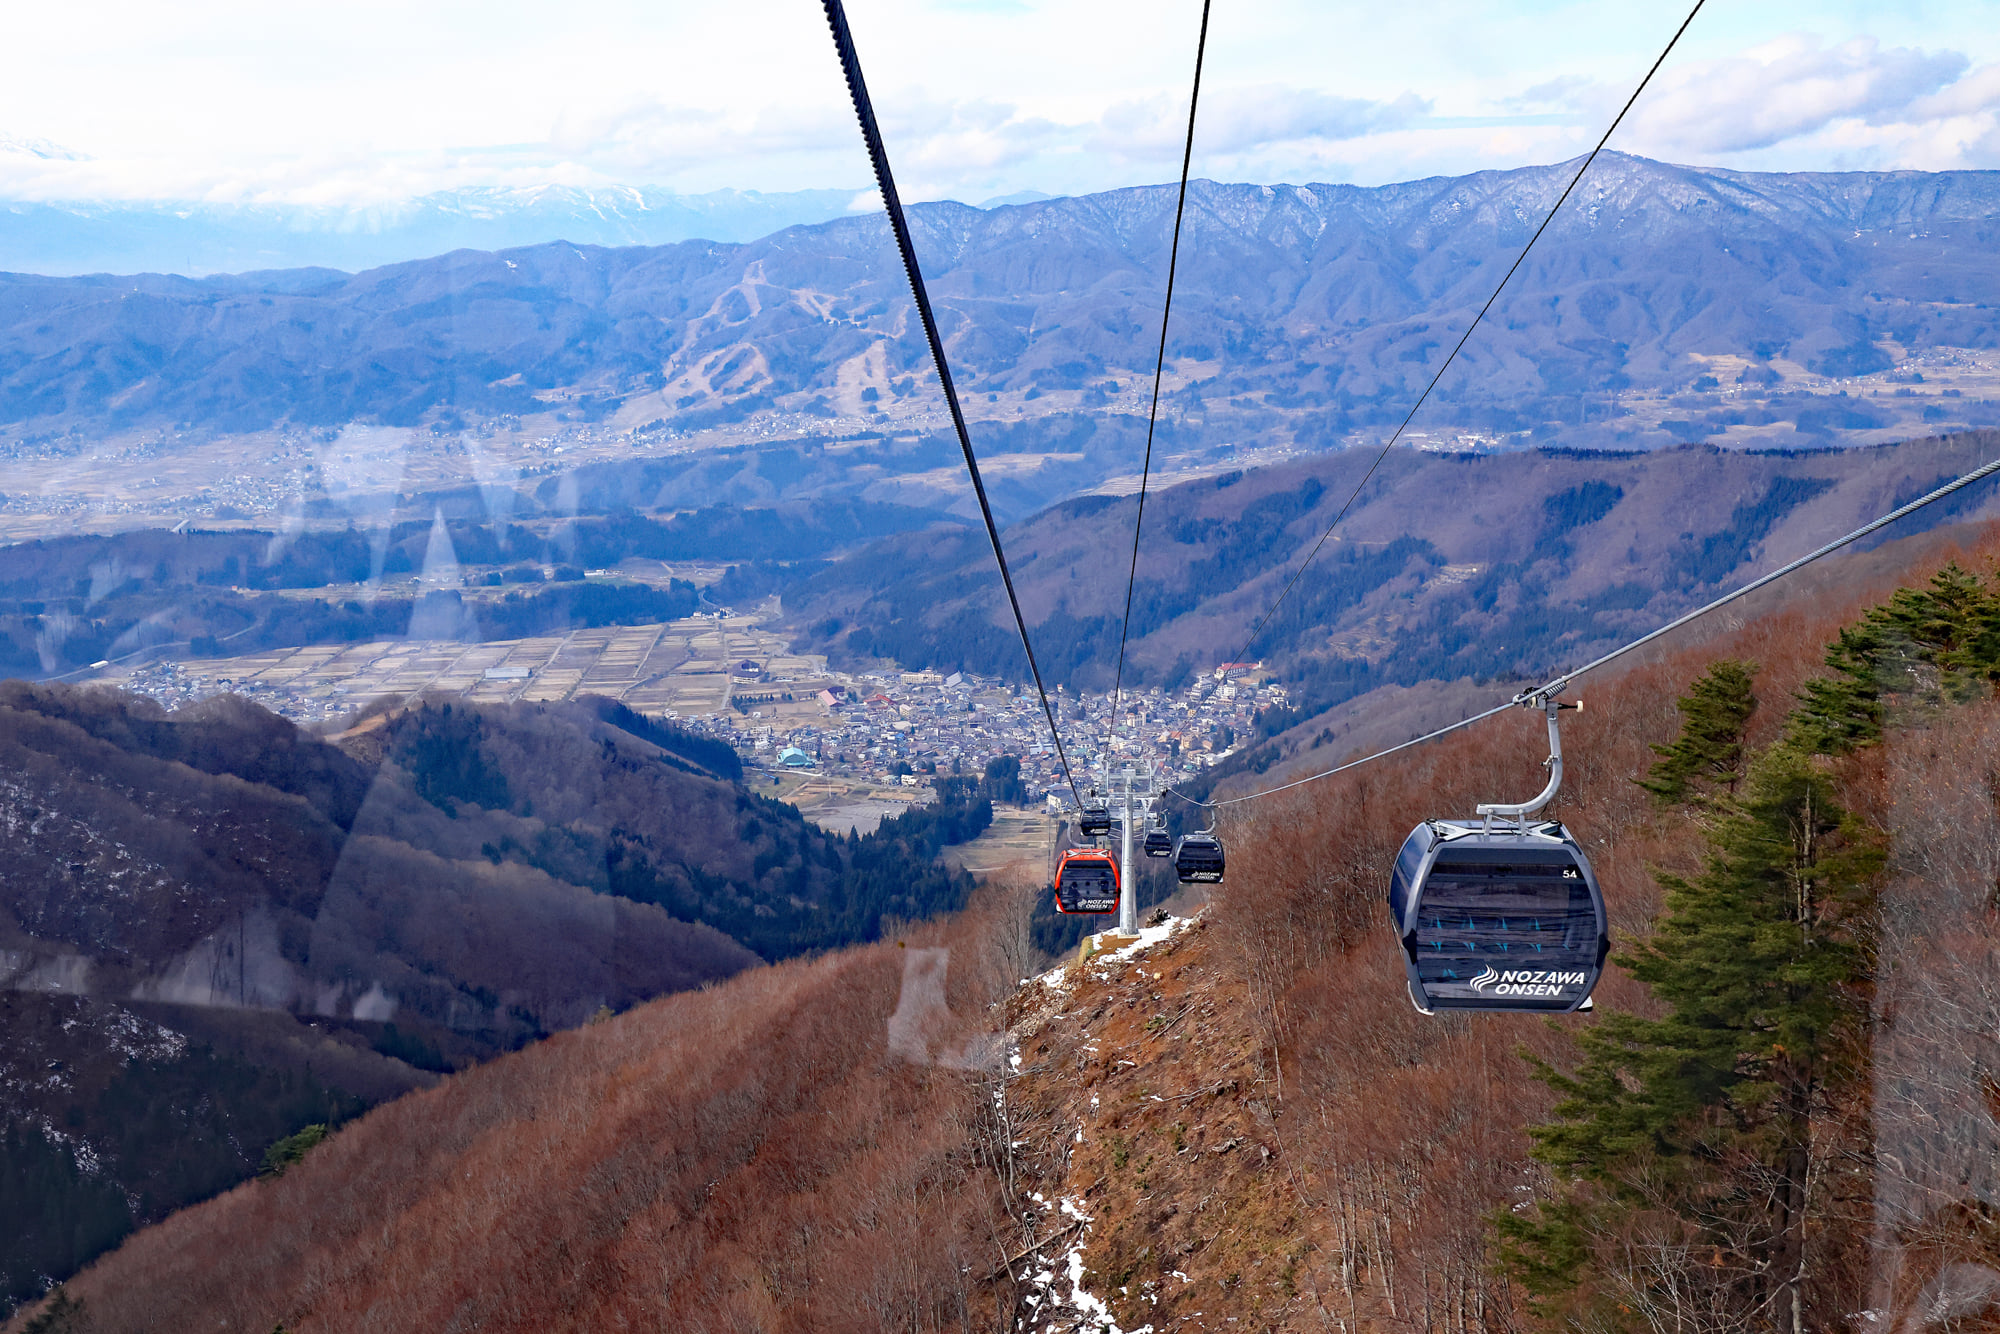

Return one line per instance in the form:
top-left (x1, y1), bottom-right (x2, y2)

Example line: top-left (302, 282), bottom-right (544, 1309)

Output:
top-left (1, 684), bottom-right (981, 998)
top-left (997, 917), bottom-right (1302, 1330)
top-left (992, 515), bottom-right (2000, 1333)
top-left (0, 683), bottom-right (992, 1310)
top-left (0, 993), bottom-right (379, 1314)
top-left (6, 897), bottom-right (1036, 1333)
top-left (0, 686), bottom-right (761, 1031)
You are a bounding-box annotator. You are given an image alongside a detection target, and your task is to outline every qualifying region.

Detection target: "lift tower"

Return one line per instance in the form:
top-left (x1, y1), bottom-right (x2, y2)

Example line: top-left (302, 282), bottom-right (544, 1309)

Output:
top-left (1103, 762), bottom-right (1156, 935)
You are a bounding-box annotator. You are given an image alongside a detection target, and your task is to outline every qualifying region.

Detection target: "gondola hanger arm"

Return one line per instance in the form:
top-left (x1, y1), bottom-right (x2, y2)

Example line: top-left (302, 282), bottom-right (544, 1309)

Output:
top-left (1476, 692), bottom-right (1570, 826)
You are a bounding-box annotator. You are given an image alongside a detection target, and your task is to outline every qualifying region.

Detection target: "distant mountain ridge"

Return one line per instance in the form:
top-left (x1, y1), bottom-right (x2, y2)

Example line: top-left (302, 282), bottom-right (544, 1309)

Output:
top-left (1, 154), bottom-right (1996, 453)
top-left (0, 184), bottom-right (870, 276)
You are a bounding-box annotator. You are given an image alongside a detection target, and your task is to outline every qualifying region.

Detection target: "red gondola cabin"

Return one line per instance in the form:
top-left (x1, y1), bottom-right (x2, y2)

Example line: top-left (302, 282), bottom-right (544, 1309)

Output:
top-left (1052, 847), bottom-right (1120, 914)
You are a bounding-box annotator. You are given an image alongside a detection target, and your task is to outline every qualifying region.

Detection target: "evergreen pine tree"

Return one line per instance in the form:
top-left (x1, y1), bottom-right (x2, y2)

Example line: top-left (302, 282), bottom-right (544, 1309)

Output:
top-left (21, 1287), bottom-right (86, 1334)
top-left (1869, 561), bottom-right (2000, 686)
top-left (1503, 567), bottom-right (2000, 1326)
top-left (1637, 659), bottom-right (1757, 805)
top-left (1499, 743), bottom-right (1881, 1330)
top-left (1788, 563), bottom-right (2000, 754)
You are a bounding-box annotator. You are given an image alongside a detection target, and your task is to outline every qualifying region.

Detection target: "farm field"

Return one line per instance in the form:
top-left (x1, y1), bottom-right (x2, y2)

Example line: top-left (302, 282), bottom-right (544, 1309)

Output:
top-left (99, 615), bottom-right (824, 723)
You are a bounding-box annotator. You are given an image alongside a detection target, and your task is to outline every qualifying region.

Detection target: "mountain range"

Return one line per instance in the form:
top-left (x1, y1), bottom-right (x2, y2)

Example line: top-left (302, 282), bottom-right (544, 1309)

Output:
top-left (2, 154), bottom-right (1998, 455)
top-left (0, 185), bottom-right (872, 276)
top-left (778, 430), bottom-right (2000, 709)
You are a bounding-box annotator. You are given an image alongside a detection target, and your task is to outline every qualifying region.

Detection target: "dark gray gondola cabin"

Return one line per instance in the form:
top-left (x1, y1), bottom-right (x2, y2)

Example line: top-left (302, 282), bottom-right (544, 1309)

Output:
top-left (1172, 833), bottom-right (1225, 884)
top-left (1387, 819), bottom-right (1608, 1014)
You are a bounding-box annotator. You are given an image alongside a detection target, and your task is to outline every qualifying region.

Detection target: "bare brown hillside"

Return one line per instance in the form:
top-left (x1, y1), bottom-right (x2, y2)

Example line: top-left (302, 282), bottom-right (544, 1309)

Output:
top-left (23, 518), bottom-right (2000, 1332)
top-left (5, 890), bottom-right (1041, 1333)
top-left (996, 917), bottom-right (1311, 1330)
top-left (1197, 520), bottom-right (2000, 1328)
top-left (1234, 508), bottom-right (2000, 798)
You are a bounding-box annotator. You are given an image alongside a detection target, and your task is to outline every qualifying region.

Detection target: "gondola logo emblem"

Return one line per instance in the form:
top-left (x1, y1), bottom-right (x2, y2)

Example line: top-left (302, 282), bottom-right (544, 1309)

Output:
top-left (1471, 967), bottom-right (1587, 996)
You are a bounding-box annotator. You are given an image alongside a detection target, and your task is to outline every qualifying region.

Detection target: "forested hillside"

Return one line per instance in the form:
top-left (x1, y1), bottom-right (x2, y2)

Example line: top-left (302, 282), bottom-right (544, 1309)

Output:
top-left (0, 499), bottom-right (955, 679)
top-left (24, 513), bottom-right (2000, 1331)
top-left (786, 429), bottom-right (2000, 701)
top-left (0, 684), bottom-right (989, 1311)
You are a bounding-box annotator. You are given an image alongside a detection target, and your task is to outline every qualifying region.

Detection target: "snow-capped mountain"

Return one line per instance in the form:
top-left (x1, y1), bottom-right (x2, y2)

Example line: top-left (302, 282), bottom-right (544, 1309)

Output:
top-left (0, 184), bottom-right (871, 276)
top-left (0, 133), bottom-right (88, 162)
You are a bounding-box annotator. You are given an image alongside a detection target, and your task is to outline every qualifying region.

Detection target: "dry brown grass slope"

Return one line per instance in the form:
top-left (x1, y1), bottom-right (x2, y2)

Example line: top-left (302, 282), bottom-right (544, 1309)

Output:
top-left (1200, 519), bottom-right (2000, 1329)
top-left (9, 891), bottom-right (1046, 1334)
top-left (999, 919), bottom-right (1304, 1329)
top-left (986, 517), bottom-right (2000, 1332)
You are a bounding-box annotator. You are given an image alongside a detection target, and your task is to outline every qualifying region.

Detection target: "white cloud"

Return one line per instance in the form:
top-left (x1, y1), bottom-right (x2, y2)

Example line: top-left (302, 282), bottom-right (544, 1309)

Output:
top-left (1096, 86), bottom-right (1430, 161)
top-left (1506, 76), bottom-right (1593, 113)
top-left (1616, 35), bottom-right (1969, 155)
top-left (1908, 61), bottom-right (2000, 119)
top-left (2, 2), bottom-right (2000, 205)
top-left (886, 98), bottom-right (1070, 176)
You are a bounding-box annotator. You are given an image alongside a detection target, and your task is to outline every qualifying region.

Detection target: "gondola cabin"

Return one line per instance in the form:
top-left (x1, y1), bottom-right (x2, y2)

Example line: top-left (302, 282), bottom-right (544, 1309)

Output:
top-left (1387, 819), bottom-right (1608, 1014)
top-left (1172, 832), bottom-right (1225, 884)
top-left (1053, 847), bottom-right (1120, 914)
top-left (1143, 823), bottom-right (1173, 857)
top-left (1077, 801), bottom-right (1113, 838)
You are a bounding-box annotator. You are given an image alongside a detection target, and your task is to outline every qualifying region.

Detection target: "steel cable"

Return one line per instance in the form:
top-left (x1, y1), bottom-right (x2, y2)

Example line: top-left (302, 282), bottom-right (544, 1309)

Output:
top-left (1165, 451), bottom-right (2000, 809)
top-left (1110, 0), bottom-right (1213, 756)
top-left (822, 0), bottom-right (1084, 802)
top-left (1220, 0), bottom-right (1708, 672)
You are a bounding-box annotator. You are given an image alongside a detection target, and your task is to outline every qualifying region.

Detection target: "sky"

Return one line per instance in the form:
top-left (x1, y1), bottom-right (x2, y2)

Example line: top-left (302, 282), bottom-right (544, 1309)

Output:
top-left (1, 0), bottom-right (1997, 206)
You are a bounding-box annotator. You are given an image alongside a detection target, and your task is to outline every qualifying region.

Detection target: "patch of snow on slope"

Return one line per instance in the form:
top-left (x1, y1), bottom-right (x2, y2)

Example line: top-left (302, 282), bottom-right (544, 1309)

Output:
top-left (1016, 1196), bottom-right (1153, 1334)
top-left (1090, 914), bottom-right (1194, 973)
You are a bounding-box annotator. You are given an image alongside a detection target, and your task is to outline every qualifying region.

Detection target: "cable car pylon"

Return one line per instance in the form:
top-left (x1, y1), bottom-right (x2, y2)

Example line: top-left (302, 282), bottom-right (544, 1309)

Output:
top-left (1103, 760), bottom-right (1158, 934)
